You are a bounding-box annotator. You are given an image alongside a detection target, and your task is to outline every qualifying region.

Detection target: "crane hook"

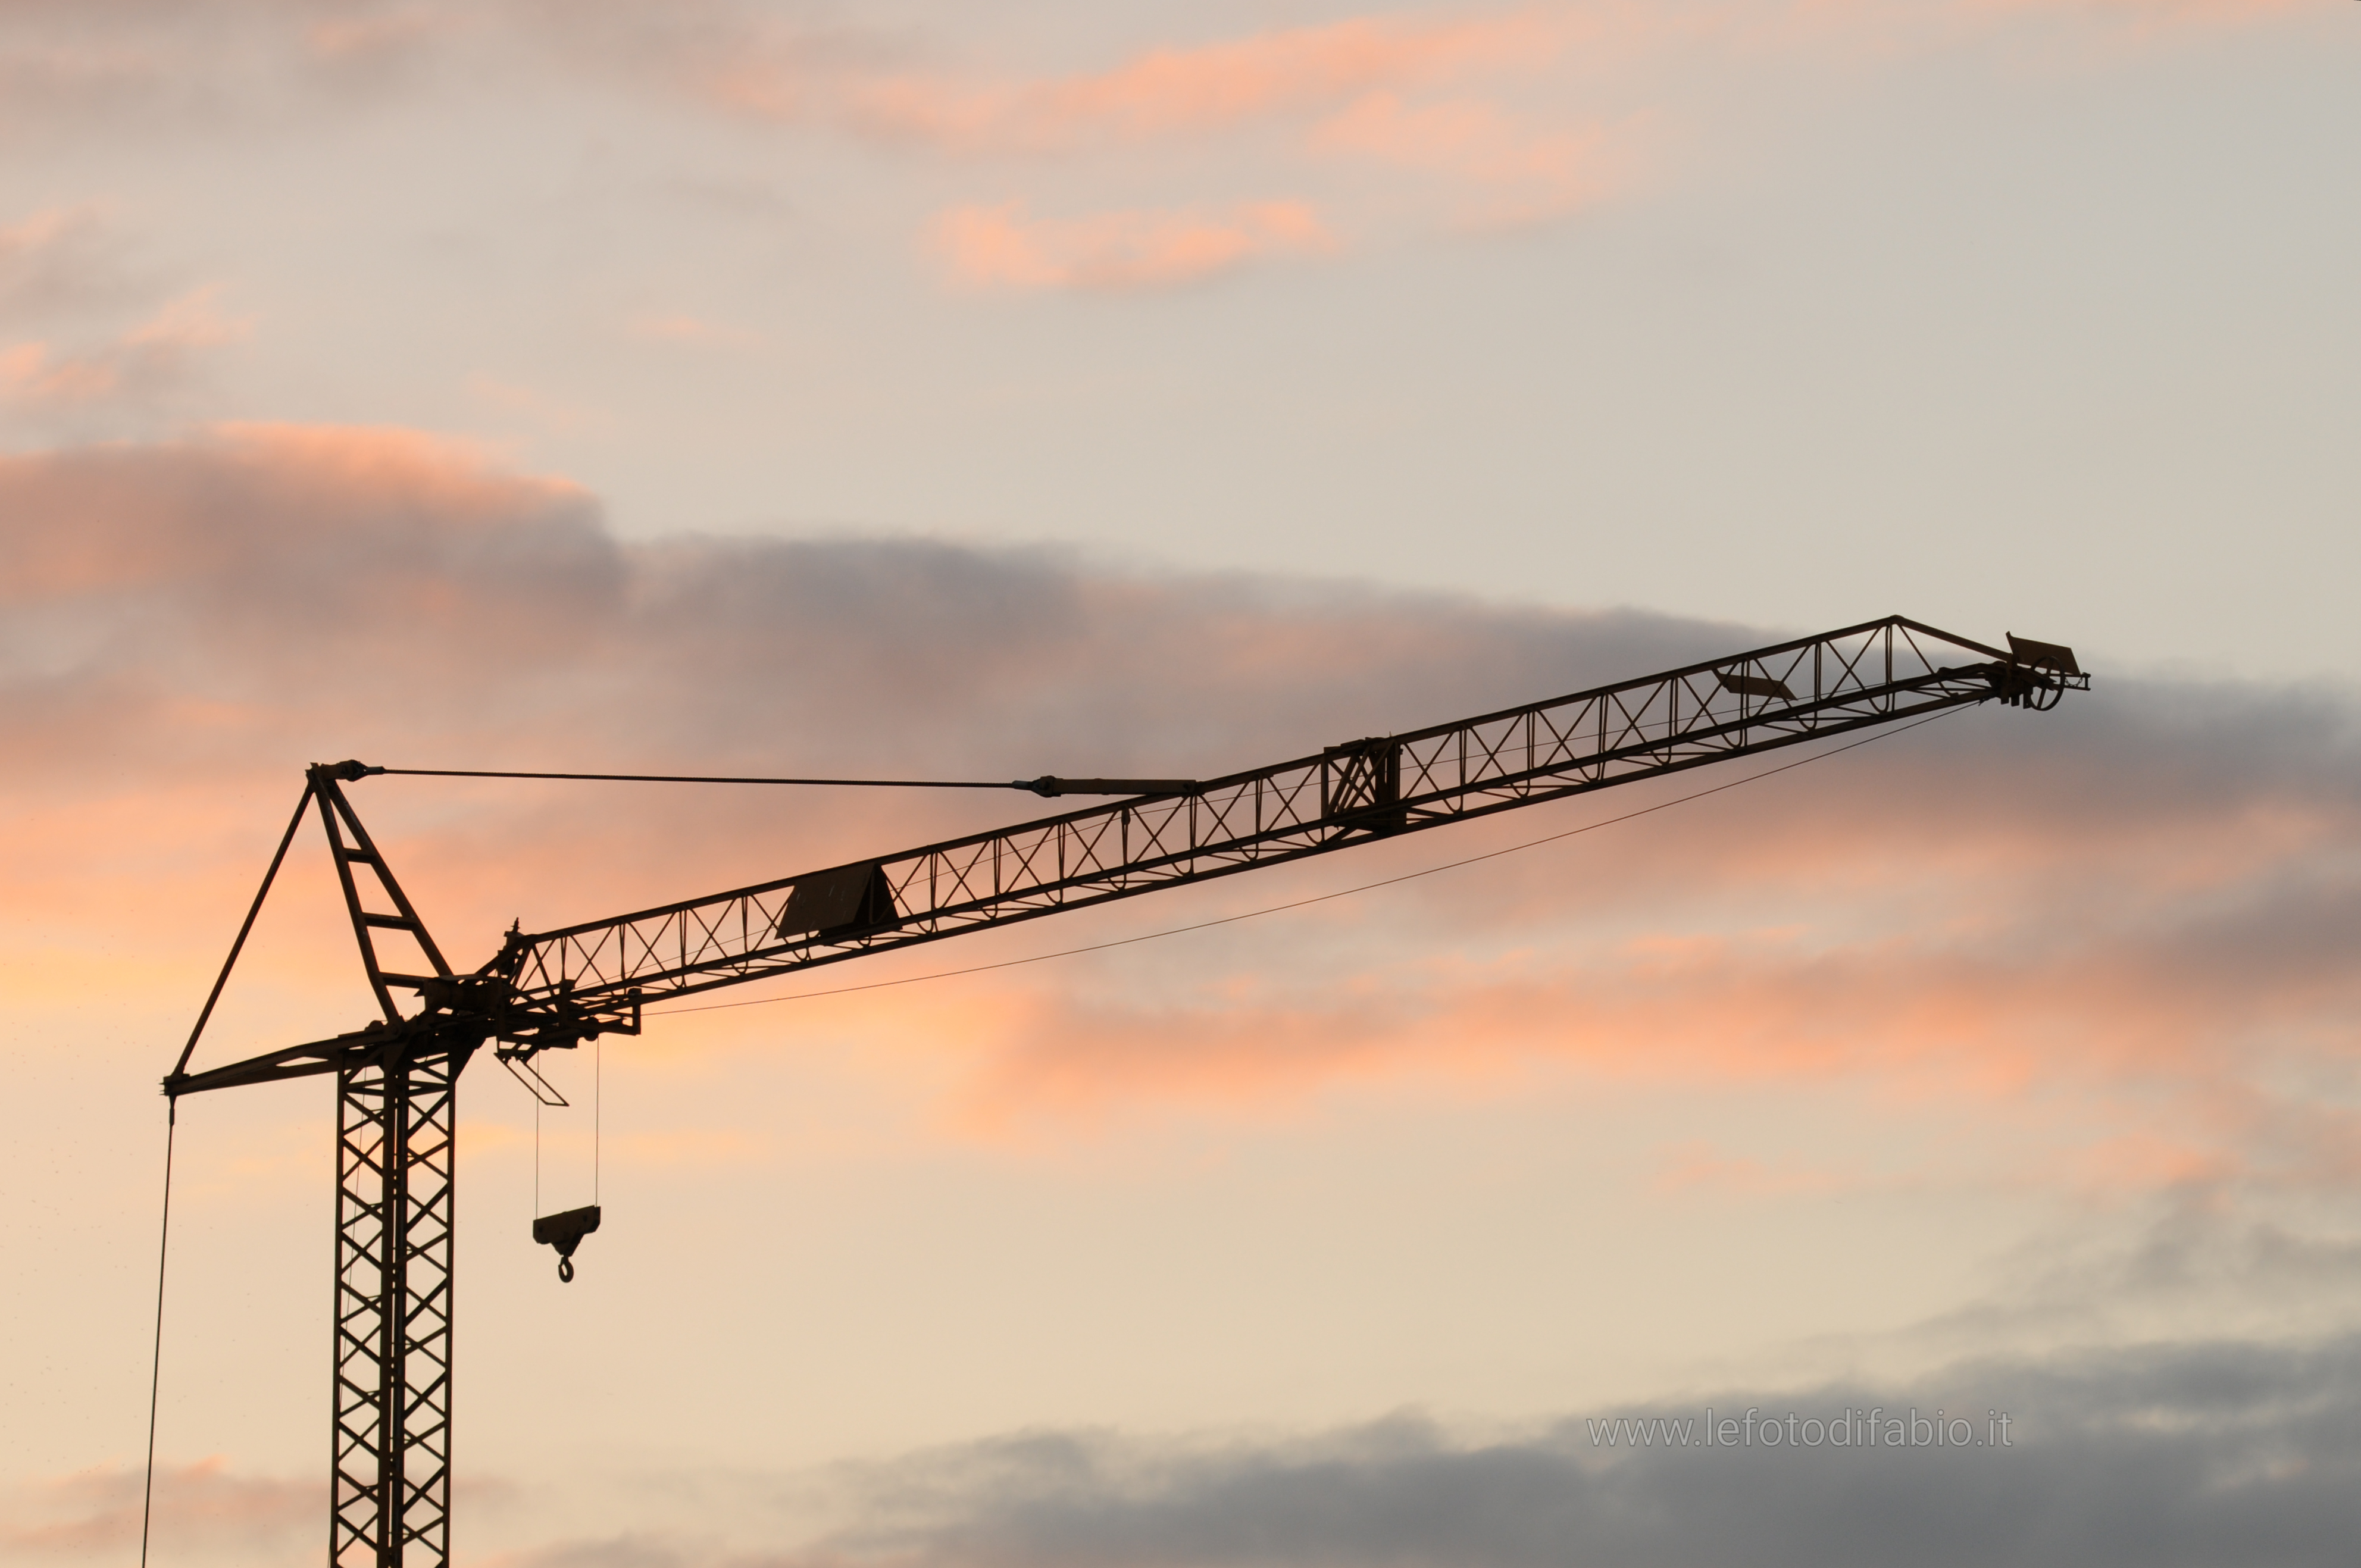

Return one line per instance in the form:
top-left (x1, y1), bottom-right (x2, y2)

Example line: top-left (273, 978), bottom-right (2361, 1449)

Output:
top-left (531, 1204), bottom-right (601, 1284)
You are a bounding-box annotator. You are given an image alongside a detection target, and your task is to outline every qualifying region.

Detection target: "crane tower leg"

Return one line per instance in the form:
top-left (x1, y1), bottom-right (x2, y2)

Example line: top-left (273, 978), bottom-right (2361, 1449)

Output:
top-left (332, 1049), bottom-right (458, 1567)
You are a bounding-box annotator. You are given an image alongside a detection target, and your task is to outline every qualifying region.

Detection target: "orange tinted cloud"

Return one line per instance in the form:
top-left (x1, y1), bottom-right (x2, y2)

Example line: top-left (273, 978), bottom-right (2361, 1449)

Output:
top-left (0, 421), bottom-right (591, 602)
top-left (693, 0), bottom-right (2299, 154)
top-left (0, 203), bottom-right (145, 322)
top-left (0, 339), bottom-right (115, 404)
top-left (930, 908), bottom-right (2361, 1194)
top-left (846, 8), bottom-right (1579, 150)
top-left (8, 425), bottom-right (2359, 1212)
top-left (1, 1459), bottom-right (314, 1554)
top-left (1311, 92), bottom-right (1616, 220)
top-left (0, 286), bottom-right (248, 412)
top-left (625, 311), bottom-right (751, 348)
top-left (936, 199), bottom-right (1337, 291)
top-left (662, 7), bottom-right (1632, 254)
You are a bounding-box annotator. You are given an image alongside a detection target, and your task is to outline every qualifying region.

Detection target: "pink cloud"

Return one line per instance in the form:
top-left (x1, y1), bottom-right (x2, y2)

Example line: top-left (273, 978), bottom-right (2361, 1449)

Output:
top-left (648, 7), bottom-right (1634, 251)
top-left (304, 7), bottom-right (454, 68)
top-left (1311, 92), bottom-right (1618, 221)
top-left (467, 371), bottom-right (616, 435)
top-left (936, 199), bottom-right (1337, 292)
top-left (691, 0), bottom-right (2302, 157)
top-left (0, 340), bottom-right (115, 405)
top-left (845, 8), bottom-right (1581, 151)
top-left (0, 1459), bottom-right (315, 1554)
top-left (625, 311), bottom-right (750, 348)
top-left (0, 286), bottom-right (249, 412)
top-left (0, 204), bottom-right (133, 313)
top-left (0, 421), bottom-right (589, 602)
top-left (920, 917), bottom-right (2361, 1196)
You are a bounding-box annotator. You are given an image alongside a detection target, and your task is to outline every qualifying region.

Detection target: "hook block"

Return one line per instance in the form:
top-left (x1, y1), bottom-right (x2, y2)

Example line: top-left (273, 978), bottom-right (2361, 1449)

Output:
top-left (531, 1204), bottom-right (602, 1260)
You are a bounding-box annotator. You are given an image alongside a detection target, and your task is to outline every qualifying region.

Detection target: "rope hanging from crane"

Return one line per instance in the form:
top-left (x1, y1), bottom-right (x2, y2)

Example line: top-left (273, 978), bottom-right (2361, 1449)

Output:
top-left (524, 1037), bottom-right (602, 1284)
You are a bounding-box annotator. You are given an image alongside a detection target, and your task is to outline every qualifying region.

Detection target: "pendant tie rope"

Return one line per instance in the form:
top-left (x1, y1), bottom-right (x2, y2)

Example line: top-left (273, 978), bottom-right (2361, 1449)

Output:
top-left (343, 762), bottom-right (1195, 797)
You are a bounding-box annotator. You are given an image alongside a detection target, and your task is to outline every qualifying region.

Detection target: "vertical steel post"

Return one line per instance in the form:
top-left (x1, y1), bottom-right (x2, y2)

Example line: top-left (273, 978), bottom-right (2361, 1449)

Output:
top-left (332, 1047), bottom-right (458, 1567)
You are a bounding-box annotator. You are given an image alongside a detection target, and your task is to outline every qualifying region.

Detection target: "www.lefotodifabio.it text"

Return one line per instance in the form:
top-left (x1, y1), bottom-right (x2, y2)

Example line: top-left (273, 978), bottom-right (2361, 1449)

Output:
top-left (1584, 1409), bottom-right (2015, 1449)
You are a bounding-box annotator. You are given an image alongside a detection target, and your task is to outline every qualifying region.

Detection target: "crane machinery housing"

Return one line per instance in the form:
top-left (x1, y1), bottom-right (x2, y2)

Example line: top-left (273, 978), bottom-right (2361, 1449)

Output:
top-left (160, 614), bottom-right (2088, 1567)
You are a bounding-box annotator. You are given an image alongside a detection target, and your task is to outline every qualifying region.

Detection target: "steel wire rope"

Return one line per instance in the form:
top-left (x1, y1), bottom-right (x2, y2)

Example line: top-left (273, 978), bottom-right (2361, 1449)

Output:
top-left (373, 768), bottom-right (1029, 787)
top-left (139, 1100), bottom-right (176, 1568)
top-left (643, 708), bottom-right (1965, 1019)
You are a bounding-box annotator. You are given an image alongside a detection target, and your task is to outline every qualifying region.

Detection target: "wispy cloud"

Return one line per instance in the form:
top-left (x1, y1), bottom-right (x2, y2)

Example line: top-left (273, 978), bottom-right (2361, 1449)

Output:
top-left (0, 3), bottom-right (2320, 287)
top-left (815, 7), bottom-right (1627, 257)
top-left (302, 5), bottom-right (455, 71)
top-left (940, 869), bottom-right (2361, 1182)
top-left (0, 285), bottom-right (250, 414)
top-left (0, 1457), bottom-right (315, 1556)
top-left (936, 199), bottom-right (1339, 292)
top-left (468, 371), bottom-right (618, 436)
top-left (1309, 92), bottom-right (1619, 223)
top-left (0, 205), bottom-right (140, 318)
top-left (624, 311), bottom-right (753, 348)
top-left (839, 8), bottom-right (1584, 150)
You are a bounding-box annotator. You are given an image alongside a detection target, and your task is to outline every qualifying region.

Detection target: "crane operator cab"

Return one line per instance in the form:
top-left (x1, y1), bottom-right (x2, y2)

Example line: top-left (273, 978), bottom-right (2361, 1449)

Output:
top-left (532, 1205), bottom-right (601, 1282)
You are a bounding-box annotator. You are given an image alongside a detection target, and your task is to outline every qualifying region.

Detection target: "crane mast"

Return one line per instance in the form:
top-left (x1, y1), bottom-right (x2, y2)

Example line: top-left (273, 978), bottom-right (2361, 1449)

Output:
top-left (162, 614), bottom-right (2086, 1567)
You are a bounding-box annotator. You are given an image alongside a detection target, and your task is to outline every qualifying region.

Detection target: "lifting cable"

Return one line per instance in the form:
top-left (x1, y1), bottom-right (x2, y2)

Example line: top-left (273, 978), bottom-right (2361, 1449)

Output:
top-left (527, 1038), bottom-right (601, 1227)
top-left (139, 1098), bottom-right (176, 1568)
top-left (142, 780), bottom-right (311, 1562)
top-left (644, 708), bottom-right (1965, 1020)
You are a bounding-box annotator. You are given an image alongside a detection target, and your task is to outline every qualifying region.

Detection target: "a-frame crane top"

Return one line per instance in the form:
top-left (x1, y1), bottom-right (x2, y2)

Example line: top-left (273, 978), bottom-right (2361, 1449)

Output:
top-left (160, 614), bottom-right (2085, 1567)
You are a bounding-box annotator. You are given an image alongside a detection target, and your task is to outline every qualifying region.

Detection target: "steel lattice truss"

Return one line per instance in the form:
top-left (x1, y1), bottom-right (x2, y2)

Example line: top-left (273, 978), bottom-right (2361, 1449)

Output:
top-left (332, 1054), bottom-right (456, 1567)
top-left (509, 615), bottom-right (2071, 1027)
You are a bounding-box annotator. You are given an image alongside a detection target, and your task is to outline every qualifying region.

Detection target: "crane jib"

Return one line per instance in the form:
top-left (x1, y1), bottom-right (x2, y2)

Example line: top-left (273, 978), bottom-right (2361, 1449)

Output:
top-left (165, 613), bottom-right (2086, 1093)
top-left (490, 615), bottom-right (2083, 1034)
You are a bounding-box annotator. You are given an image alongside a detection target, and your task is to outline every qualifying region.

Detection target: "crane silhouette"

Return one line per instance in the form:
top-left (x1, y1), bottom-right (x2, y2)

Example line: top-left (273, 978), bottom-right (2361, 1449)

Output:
top-left (160, 615), bottom-right (2085, 1566)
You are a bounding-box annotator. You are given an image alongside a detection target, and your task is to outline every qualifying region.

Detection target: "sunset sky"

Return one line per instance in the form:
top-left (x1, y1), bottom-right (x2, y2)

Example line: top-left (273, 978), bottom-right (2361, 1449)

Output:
top-left (3, 4), bottom-right (2359, 1566)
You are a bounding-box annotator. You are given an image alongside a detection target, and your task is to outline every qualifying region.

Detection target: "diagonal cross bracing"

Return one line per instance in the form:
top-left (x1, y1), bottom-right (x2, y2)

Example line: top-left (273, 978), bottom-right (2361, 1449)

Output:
top-left (332, 1047), bottom-right (459, 1567)
top-left (507, 617), bottom-right (2049, 1015)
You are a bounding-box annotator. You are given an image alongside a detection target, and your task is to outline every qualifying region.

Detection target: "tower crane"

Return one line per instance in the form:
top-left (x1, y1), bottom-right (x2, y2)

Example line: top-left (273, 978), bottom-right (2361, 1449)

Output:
top-left (159, 615), bottom-right (2087, 1567)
